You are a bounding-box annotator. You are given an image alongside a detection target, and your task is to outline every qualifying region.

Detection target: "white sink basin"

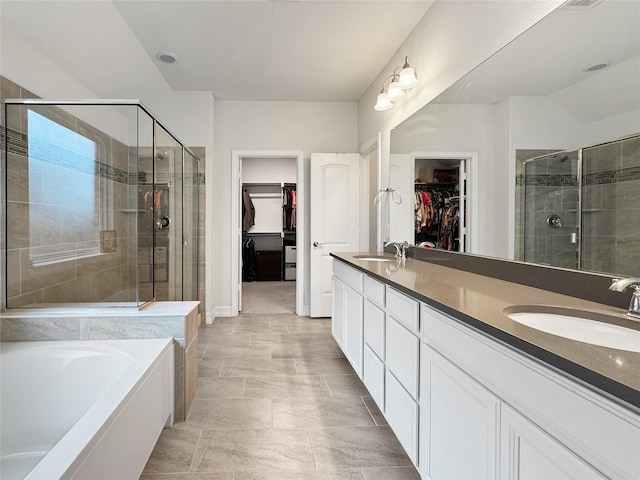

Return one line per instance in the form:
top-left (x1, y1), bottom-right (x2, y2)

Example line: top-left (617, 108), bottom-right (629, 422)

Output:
top-left (506, 310), bottom-right (640, 353)
top-left (353, 255), bottom-right (394, 263)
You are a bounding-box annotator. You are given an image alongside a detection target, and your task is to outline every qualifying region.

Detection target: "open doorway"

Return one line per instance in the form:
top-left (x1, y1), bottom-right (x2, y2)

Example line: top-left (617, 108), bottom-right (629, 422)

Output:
top-left (231, 150), bottom-right (305, 317)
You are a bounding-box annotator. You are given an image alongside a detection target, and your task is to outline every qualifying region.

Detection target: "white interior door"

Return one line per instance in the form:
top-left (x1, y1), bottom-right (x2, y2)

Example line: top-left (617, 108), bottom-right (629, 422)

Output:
top-left (310, 153), bottom-right (360, 317)
top-left (389, 153), bottom-right (414, 245)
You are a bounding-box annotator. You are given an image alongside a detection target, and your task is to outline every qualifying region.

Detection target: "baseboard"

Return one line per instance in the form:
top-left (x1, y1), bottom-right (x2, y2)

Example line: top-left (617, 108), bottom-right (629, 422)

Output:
top-left (302, 304), bottom-right (311, 316)
top-left (213, 305), bottom-right (234, 318)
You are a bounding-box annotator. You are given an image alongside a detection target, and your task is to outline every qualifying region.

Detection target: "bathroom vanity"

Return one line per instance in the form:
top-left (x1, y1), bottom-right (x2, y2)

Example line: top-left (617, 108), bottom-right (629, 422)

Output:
top-left (331, 253), bottom-right (640, 480)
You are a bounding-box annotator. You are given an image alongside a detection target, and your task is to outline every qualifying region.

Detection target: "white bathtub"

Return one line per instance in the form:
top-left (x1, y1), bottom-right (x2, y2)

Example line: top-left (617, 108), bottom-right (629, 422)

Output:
top-left (0, 339), bottom-right (174, 479)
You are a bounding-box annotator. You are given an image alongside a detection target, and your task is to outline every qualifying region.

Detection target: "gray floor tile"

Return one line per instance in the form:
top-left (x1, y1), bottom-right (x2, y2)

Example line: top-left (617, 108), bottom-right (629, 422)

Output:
top-left (309, 426), bottom-right (412, 469)
top-left (362, 396), bottom-right (387, 426)
top-left (147, 311), bottom-right (412, 480)
top-left (192, 428), bottom-right (315, 472)
top-left (221, 358), bottom-right (297, 377)
top-left (197, 377), bottom-right (245, 400)
top-left (324, 374), bottom-right (369, 397)
top-left (294, 358), bottom-right (356, 375)
top-left (198, 357), bottom-right (224, 378)
top-left (198, 332), bottom-right (252, 347)
top-left (201, 344), bottom-right (271, 361)
top-left (142, 428), bottom-right (201, 473)
top-left (234, 323), bottom-right (290, 334)
top-left (273, 396), bottom-right (377, 429)
top-left (270, 342), bottom-right (341, 359)
top-left (140, 473), bottom-right (233, 480)
top-left (235, 469), bottom-right (366, 480)
top-left (250, 332), bottom-right (313, 346)
top-left (244, 375), bottom-right (330, 398)
top-left (185, 398), bottom-right (273, 430)
top-left (286, 323), bottom-right (332, 334)
top-left (362, 466), bottom-right (422, 480)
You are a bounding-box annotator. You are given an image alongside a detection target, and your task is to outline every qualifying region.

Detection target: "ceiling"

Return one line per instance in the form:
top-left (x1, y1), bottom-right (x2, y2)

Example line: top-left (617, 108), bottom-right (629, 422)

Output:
top-left (431, 0), bottom-right (640, 121)
top-left (1, 0), bottom-right (434, 102)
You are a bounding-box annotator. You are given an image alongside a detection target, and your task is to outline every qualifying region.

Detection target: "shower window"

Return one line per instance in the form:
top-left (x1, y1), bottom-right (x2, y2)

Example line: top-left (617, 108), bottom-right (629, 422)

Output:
top-left (25, 109), bottom-right (103, 266)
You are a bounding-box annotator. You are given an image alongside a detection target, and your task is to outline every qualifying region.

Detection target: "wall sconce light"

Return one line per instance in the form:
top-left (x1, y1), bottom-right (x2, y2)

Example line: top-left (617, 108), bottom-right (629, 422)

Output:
top-left (374, 56), bottom-right (419, 111)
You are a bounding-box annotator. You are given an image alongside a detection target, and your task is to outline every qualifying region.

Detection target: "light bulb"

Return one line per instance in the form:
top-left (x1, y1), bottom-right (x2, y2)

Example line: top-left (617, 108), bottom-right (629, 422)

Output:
top-left (374, 92), bottom-right (393, 111)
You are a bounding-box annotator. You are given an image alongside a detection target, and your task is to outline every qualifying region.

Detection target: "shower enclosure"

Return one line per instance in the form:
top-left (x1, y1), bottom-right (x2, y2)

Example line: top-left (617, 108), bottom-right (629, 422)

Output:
top-left (3, 100), bottom-right (198, 308)
top-left (518, 133), bottom-right (640, 277)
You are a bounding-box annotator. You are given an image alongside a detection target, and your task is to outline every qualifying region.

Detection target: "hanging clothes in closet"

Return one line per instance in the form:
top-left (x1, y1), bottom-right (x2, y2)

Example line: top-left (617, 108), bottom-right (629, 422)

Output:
top-left (414, 183), bottom-right (458, 249)
top-left (242, 188), bottom-right (255, 232)
top-left (439, 197), bottom-right (460, 251)
top-left (282, 184), bottom-right (297, 231)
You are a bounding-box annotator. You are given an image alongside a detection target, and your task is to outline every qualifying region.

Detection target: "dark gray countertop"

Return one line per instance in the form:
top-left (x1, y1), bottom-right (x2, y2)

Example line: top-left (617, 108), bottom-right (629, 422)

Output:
top-left (332, 252), bottom-right (640, 411)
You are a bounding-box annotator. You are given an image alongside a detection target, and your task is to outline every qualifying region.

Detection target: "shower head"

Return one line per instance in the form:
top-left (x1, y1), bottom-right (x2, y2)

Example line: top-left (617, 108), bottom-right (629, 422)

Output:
top-left (156, 151), bottom-right (168, 160)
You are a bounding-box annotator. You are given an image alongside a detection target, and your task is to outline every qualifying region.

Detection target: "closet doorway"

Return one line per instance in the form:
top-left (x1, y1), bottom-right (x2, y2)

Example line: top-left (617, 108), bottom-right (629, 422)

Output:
top-left (390, 151), bottom-right (478, 253)
top-left (231, 150), bottom-right (305, 317)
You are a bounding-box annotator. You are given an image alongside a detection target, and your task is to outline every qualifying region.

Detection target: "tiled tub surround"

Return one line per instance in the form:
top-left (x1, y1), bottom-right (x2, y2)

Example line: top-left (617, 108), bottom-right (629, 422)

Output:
top-left (140, 314), bottom-right (421, 480)
top-left (332, 252), bottom-right (640, 479)
top-left (0, 301), bottom-right (199, 422)
top-left (1, 338), bottom-right (173, 479)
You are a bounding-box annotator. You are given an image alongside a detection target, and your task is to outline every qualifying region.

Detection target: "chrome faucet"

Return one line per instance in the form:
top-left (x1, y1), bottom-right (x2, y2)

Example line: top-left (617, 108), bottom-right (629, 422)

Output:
top-left (609, 278), bottom-right (640, 320)
top-left (385, 241), bottom-right (410, 259)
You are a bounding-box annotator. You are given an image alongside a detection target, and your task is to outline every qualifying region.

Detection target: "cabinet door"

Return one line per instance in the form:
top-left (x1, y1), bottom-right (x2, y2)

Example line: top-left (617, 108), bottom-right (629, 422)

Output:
top-left (386, 315), bottom-right (419, 399)
top-left (501, 405), bottom-right (606, 480)
top-left (422, 345), bottom-right (500, 480)
top-left (386, 369), bottom-right (419, 465)
top-left (331, 277), bottom-right (345, 350)
top-left (343, 284), bottom-right (364, 378)
top-left (363, 344), bottom-right (385, 412)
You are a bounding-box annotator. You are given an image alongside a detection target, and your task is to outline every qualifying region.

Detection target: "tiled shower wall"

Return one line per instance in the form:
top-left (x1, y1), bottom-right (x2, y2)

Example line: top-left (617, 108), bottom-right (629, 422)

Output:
top-left (581, 135), bottom-right (640, 276)
top-left (515, 135), bottom-right (640, 277)
top-left (0, 76), bottom-right (207, 315)
top-left (1, 77), bottom-right (136, 307)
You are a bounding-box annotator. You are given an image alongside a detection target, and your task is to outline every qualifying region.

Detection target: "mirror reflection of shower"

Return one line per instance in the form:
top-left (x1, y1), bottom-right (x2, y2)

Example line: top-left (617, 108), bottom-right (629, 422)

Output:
top-left (517, 133), bottom-right (640, 277)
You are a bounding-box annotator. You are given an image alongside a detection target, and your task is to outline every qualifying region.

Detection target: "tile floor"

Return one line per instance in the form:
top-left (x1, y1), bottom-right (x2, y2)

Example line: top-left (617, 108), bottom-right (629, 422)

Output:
top-left (241, 281), bottom-right (296, 314)
top-left (140, 313), bottom-right (421, 480)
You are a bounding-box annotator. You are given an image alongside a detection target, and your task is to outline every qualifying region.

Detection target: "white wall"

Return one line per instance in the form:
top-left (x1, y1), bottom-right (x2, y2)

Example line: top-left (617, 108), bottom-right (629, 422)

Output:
top-left (213, 101), bottom-right (357, 315)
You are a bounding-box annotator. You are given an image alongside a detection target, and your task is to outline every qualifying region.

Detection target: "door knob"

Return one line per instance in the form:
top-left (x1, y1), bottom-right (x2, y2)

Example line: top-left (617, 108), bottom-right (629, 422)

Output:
top-left (313, 241), bottom-right (324, 247)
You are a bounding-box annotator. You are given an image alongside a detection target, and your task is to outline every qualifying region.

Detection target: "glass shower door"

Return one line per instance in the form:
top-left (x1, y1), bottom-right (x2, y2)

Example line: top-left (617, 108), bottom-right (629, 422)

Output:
top-left (521, 150), bottom-right (580, 269)
top-left (154, 123), bottom-right (183, 301)
top-left (183, 149), bottom-right (199, 302)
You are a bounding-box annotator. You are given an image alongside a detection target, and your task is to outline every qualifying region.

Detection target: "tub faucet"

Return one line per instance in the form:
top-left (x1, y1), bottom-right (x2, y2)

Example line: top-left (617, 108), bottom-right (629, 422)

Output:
top-left (385, 241), bottom-right (410, 259)
top-left (609, 278), bottom-right (640, 320)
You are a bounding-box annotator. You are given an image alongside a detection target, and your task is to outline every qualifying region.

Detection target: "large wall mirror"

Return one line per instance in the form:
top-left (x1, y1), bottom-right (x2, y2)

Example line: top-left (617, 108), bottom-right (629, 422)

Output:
top-left (390, 0), bottom-right (640, 278)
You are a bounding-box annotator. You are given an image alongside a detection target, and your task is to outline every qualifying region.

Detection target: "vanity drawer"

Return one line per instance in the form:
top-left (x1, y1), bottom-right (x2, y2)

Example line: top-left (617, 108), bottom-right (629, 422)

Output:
top-left (364, 299), bottom-right (385, 360)
top-left (333, 260), bottom-right (363, 292)
top-left (386, 315), bottom-right (420, 399)
top-left (364, 276), bottom-right (385, 308)
top-left (386, 369), bottom-right (419, 465)
top-left (386, 286), bottom-right (419, 333)
top-left (363, 344), bottom-right (385, 412)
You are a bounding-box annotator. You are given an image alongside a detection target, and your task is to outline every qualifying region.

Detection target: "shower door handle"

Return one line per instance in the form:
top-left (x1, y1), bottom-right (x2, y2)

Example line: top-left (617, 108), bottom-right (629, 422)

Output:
top-left (156, 215), bottom-right (171, 230)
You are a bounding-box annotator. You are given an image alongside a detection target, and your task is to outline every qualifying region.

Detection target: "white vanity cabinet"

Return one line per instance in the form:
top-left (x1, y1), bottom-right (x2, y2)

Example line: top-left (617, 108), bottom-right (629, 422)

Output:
top-left (420, 302), bottom-right (638, 480)
top-left (420, 344), bottom-right (500, 479)
top-left (332, 261), bottom-right (364, 377)
top-left (501, 405), bottom-right (606, 479)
